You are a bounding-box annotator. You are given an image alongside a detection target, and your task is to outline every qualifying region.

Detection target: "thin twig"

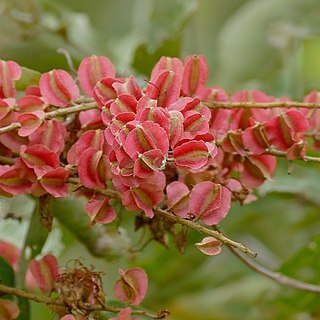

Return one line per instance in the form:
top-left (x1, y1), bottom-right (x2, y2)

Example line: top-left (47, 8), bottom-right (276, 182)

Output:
top-left (210, 226), bottom-right (320, 294)
top-left (204, 101), bottom-right (320, 109)
top-left (0, 284), bottom-right (56, 305)
top-left (0, 284), bottom-right (162, 319)
top-left (0, 156), bottom-right (15, 165)
top-left (0, 102), bottom-right (98, 135)
top-left (57, 48), bottom-right (77, 75)
top-left (0, 122), bottom-right (21, 134)
top-left (44, 102), bottom-right (97, 120)
top-left (226, 245), bottom-right (320, 293)
top-left (154, 207), bottom-right (257, 258)
top-left (2, 149), bottom-right (320, 168)
top-left (90, 304), bottom-right (167, 319)
top-left (265, 148), bottom-right (320, 164)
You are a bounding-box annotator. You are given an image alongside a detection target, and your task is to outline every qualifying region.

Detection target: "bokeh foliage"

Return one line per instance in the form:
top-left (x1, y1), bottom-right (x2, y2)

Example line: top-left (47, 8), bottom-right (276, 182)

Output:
top-left (1, 0), bottom-right (320, 319)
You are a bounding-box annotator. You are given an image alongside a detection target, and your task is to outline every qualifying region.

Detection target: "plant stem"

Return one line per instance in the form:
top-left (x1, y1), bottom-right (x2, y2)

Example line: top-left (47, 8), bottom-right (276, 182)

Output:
top-left (226, 245), bottom-right (320, 293)
top-left (0, 102), bottom-right (98, 135)
top-left (154, 207), bottom-right (257, 258)
top-left (204, 101), bottom-right (320, 109)
top-left (0, 284), bottom-right (55, 305)
top-left (3, 148), bottom-right (320, 167)
top-left (210, 226), bottom-right (320, 293)
top-left (0, 122), bottom-right (20, 134)
top-left (0, 155), bottom-right (15, 165)
top-left (265, 148), bottom-right (320, 164)
top-left (0, 284), bottom-right (163, 319)
top-left (44, 102), bottom-right (97, 119)
top-left (1, 100), bottom-right (320, 136)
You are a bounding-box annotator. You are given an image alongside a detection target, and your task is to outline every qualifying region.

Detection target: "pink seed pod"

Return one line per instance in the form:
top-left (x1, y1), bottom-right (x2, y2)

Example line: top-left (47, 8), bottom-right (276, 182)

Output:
top-left (17, 110), bottom-right (45, 137)
top-left (195, 237), bottom-right (222, 256)
top-left (150, 56), bottom-right (183, 83)
top-left (34, 166), bottom-right (70, 198)
top-left (110, 307), bottom-right (133, 320)
top-left (18, 95), bottom-right (47, 112)
top-left (181, 55), bottom-right (208, 97)
top-left (39, 69), bottom-right (79, 107)
top-left (173, 140), bottom-right (210, 170)
top-left (113, 267), bottom-right (148, 306)
top-left (189, 181), bottom-right (231, 225)
top-left (146, 70), bottom-right (180, 108)
top-left (78, 55), bottom-right (115, 96)
top-left (0, 298), bottom-right (20, 320)
top-left (166, 181), bottom-right (190, 218)
top-left (85, 194), bottom-right (116, 224)
top-left (0, 60), bottom-right (22, 98)
top-left (29, 254), bottom-right (59, 293)
top-left (241, 155), bottom-right (277, 188)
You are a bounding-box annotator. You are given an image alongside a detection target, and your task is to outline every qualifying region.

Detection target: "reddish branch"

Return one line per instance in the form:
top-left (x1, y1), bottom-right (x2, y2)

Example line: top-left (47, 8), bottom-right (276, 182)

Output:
top-left (265, 148), bottom-right (320, 164)
top-left (204, 101), bottom-right (320, 109)
top-left (0, 284), bottom-right (163, 319)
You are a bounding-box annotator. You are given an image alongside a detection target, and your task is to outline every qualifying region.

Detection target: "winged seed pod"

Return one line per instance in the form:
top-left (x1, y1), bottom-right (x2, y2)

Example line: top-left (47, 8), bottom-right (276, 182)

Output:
top-left (195, 237), bottom-right (222, 256)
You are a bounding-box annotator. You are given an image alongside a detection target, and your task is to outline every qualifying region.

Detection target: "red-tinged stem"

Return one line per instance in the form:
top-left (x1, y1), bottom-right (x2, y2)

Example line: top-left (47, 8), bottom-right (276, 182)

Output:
top-left (265, 148), bottom-right (320, 164)
top-left (0, 102), bottom-right (98, 135)
top-left (204, 101), bottom-right (320, 109)
top-left (0, 284), bottom-right (164, 319)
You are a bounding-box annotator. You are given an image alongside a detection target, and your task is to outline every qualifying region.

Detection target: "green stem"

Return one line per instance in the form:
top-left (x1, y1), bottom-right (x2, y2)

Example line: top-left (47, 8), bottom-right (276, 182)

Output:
top-left (0, 102), bottom-right (98, 135)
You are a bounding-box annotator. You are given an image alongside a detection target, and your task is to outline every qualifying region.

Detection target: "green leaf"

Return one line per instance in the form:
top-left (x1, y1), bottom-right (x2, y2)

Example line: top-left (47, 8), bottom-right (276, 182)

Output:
top-left (50, 197), bottom-right (130, 260)
top-left (24, 200), bottom-right (49, 260)
top-left (302, 36), bottom-right (320, 92)
top-left (16, 297), bottom-right (30, 320)
top-left (131, 0), bottom-right (197, 76)
top-left (256, 236), bottom-right (320, 318)
top-left (0, 257), bottom-right (14, 289)
top-left (132, 38), bottom-right (181, 76)
top-left (217, 0), bottom-right (320, 95)
top-left (259, 159), bottom-right (320, 206)
top-left (144, 0), bottom-right (198, 50)
top-left (280, 235), bottom-right (320, 280)
top-left (15, 67), bottom-right (41, 91)
top-left (16, 199), bottom-right (49, 289)
top-left (0, 257), bottom-right (14, 301)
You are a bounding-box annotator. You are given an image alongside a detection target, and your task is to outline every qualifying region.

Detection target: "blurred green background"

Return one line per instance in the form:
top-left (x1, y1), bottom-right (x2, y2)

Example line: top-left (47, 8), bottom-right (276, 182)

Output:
top-left (2, 0), bottom-right (320, 319)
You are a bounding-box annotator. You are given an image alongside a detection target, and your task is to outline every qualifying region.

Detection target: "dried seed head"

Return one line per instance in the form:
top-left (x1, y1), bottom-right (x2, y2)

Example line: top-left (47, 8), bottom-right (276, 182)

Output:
top-left (54, 261), bottom-right (105, 313)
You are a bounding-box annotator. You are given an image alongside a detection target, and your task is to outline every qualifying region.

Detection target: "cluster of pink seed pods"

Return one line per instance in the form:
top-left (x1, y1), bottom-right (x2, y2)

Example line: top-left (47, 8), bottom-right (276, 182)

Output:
top-left (1, 54), bottom-right (320, 226)
top-left (1, 53), bottom-right (320, 319)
